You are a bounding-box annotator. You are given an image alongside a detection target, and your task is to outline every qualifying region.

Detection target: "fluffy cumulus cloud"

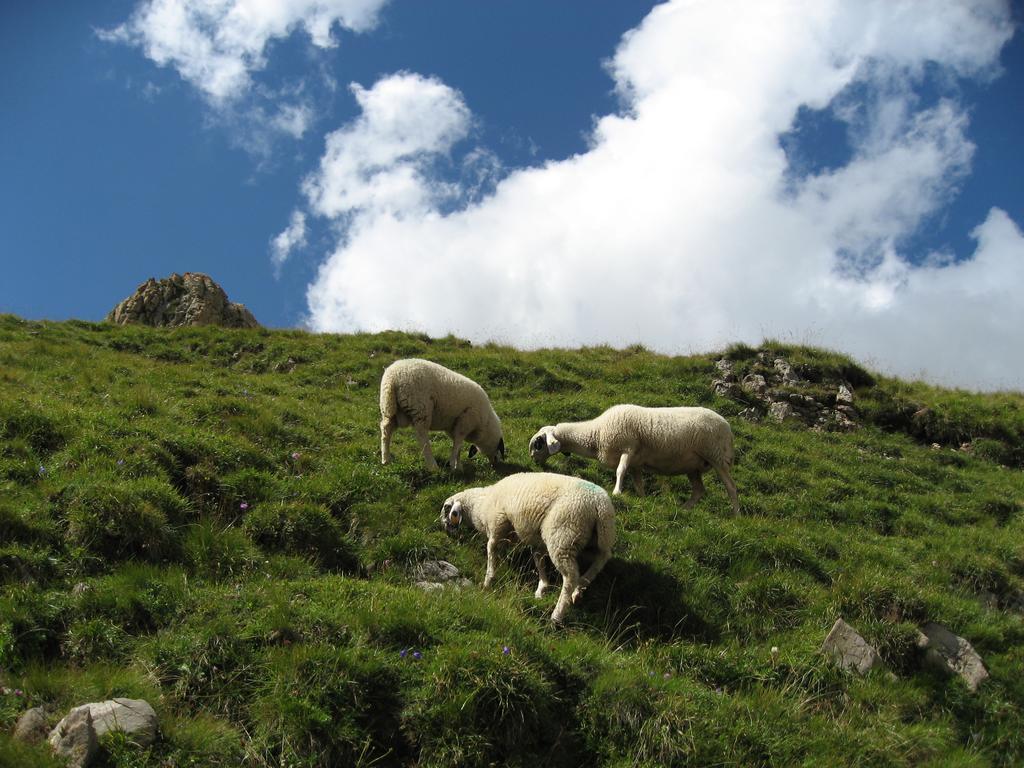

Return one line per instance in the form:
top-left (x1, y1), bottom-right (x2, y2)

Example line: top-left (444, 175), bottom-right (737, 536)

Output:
top-left (297, 0), bottom-right (1020, 390)
top-left (101, 0), bottom-right (388, 104)
top-left (303, 73), bottom-right (473, 220)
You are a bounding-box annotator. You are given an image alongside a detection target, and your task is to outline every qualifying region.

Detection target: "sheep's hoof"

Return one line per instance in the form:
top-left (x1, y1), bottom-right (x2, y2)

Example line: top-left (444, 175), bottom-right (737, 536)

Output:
top-left (534, 585), bottom-right (548, 599)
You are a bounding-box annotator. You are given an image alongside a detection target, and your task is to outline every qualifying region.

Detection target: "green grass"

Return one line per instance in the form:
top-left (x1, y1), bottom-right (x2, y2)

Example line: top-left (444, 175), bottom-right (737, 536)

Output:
top-left (0, 313), bottom-right (1022, 766)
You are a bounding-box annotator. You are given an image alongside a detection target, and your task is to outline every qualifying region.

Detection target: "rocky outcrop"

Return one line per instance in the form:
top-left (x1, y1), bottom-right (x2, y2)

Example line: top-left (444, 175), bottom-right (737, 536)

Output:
top-left (107, 273), bottom-right (259, 328)
top-left (713, 350), bottom-right (859, 432)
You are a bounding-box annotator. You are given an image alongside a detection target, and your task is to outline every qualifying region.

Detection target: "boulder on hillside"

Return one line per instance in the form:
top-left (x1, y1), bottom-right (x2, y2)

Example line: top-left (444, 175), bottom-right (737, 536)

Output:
top-left (48, 706), bottom-right (97, 768)
top-left (821, 618), bottom-right (884, 675)
top-left (916, 622), bottom-right (989, 692)
top-left (49, 698), bottom-right (159, 754)
top-left (107, 272), bottom-right (259, 328)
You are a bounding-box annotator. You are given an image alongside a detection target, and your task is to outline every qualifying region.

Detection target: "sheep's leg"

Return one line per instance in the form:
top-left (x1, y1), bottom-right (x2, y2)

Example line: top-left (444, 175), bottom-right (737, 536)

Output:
top-left (613, 452), bottom-right (632, 495)
top-left (550, 552), bottom-right (580, 624)
top-left (448, 433), bottom-right (465, 471)
top-left (380, 417), bottom-right (395, 465)
top-left (631, 467), bottom-right (645, 496)
top-left (412, 421), bottom-right (438, 471)
top-left (483, 536), bottom-right (501, 588)
top-left (533, 551), bottom-right (550, 598)
top-left (682, 471), bottom-right (705, 509)
top-left (714, 463), bottom-right (740, 516)
top-left (448, 415), bottom-right (471, 470)
top-left (577, 546), bottom-right (611, 600)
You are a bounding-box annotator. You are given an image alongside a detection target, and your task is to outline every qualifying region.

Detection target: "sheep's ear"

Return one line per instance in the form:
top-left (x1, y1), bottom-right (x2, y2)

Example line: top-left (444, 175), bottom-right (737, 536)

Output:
top-left (545, 431), bottom-right (561, 454)
top-left (530, 434), bottom-right (545, 452)
top-left (468, 444), bottom-right (479, 458)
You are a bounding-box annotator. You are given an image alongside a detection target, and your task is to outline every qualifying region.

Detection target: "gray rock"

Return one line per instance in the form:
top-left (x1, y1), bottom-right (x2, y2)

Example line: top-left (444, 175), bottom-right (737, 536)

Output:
top-left (712, 379), bottom-right (740, 397)
top-left (768, 402), bottom-right (797, 422)
top-left (13, 706), bottom-right (49, 745)
top-left (739, 407), bottom-right (762, 422)
top-left (107, 272), bottom-right (259, 328)
top-left (774, 358), bottom-right (802, 384)
top-left (412, 560), bottom-right (472, 591)
top-left (836, 383), bottom-right (854, 406)
top-left (714, 359), bottom-right (736, 380)
top-left (821, 618), bottom-right (884, 674)
top-left (48, 706), bottom-right (97, 768)
top-left (916, 622), bottom-right (989, 692)
top-left (50, 699), bottom-right (158, 750)
top-left (741, 374), bottom-right (767, 395)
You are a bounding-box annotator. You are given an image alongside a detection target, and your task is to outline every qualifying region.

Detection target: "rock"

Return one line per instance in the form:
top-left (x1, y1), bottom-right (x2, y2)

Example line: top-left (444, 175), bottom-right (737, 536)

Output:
top-left (768, 402), bottom-right (797, 423)
top-left (13, 707), bottom-right (49, 745)
top-left (412, 560), bottom-right (471, 591)
top-left (741, 374), bottom-right (767, 395)
top-left (714, 359), bottom-right (736, 380)
top-left (774, 358), bottom-right (802, 385)
top-left (50, 699), bottom-right (158, 750)
top-left (821, 618), bottom-right (884, 674)
top-left (712, 379), bottom-right (740, 397)
top-left (836, 384), bottom-right (854, 406)
top-left (739, 407), bottom-right (762, 422)
top-left (916, 622), bottom-right (989, 692)
top-left (107, 272), bottom-right (259, 328)
top-left (48, 706), bottom-right (97, 768)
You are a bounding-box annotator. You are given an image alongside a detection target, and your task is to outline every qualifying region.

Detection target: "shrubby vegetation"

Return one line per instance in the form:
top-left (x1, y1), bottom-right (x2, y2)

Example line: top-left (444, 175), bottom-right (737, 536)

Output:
top-left (0, 314), bottom-right (1022, 766)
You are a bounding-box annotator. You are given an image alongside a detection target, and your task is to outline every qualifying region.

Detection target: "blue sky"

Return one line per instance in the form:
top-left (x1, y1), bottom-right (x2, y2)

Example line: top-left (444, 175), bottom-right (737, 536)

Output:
top-left (2, 1), bottom-right (1022, 390)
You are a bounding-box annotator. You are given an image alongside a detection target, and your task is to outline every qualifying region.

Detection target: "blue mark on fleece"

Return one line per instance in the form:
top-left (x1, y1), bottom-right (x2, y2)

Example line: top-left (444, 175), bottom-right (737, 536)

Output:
top-left (577, 479), bottom-right (604, 494)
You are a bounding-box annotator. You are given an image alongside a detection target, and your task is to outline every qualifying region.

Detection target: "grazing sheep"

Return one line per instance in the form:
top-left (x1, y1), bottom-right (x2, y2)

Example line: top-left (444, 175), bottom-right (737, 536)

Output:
top-left (380, 358), bottom-right (505, 470)
top-left (441, 472), bottom-right (616, 623)
top-left (529, 404), bottom-right (739, 515)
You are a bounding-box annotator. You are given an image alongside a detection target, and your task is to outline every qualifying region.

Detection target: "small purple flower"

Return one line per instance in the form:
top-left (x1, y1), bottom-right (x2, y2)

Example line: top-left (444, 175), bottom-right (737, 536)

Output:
top-left (502, 646), bottom-right (511, 655)
top-left (413, 651), bottom-right (422, 660)
top-left (291, 451), bottom-right (301, 460)
top-left (400, 649), bottom-right (408, 658)
top-left (240, 502), bottom-right (249, 510)
top-left (38, 465), bottom-right (46, 475)
top-left (14, 689), bottom-right (23, 696)
top-left (117, 459), bottom-right (125, 466)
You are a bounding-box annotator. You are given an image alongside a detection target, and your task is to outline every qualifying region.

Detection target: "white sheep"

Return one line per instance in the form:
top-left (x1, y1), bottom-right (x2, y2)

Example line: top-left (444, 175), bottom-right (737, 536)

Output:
top-left (441, 472), bottom-right (616, 623)
top-left (529, 404), bottom-right (739, 515)
top-left (379, 358), bottom-right (505, 470)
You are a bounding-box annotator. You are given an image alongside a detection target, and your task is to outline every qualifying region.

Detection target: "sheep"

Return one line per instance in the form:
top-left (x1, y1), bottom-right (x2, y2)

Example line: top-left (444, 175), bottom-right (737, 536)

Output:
top-left (529, 404), bottom-right (739, 515)
top-left (440, 472), bottom-right (616, 623)
top-left (379, 358), bottom-right (505, 471)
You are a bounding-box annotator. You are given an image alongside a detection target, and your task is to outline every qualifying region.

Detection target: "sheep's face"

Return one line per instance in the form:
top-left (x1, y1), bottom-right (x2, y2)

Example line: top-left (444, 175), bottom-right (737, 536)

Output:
top-left (440, 498), bottom-right (464, 536)
top-left (468, 436), bottom-right (506, 466)
top-left (529, 428), bottom-right (560, 464)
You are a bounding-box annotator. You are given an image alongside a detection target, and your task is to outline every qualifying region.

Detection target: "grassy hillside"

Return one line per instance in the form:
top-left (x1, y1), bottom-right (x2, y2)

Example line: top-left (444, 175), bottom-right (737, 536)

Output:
top-left (1, 314), bottom-right (1022, 767)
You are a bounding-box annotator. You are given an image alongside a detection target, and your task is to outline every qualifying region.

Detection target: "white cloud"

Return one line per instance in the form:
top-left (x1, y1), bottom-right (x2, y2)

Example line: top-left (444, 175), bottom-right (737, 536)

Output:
top-left (270, 210), bottom-right (308, 273)
top-left (297, 0), bottom-right (1019, 390)
top-left (302, 73), bottom-right (473, 220)
top-left (100, 0), bottom-right (389, 104)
